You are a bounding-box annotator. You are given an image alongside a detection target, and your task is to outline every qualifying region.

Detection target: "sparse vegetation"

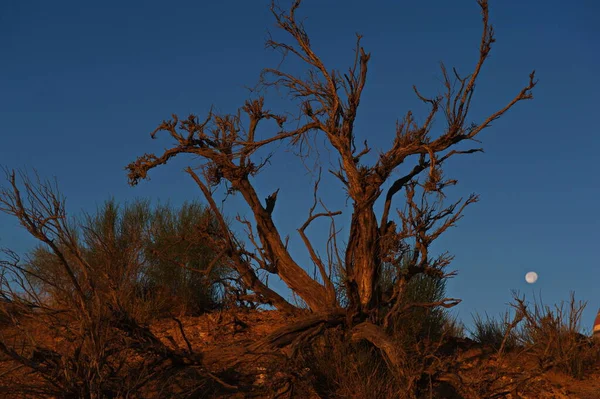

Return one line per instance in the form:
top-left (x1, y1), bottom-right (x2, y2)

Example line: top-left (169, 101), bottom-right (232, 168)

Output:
top-left (23, 198), bottom-right (232, 320)
top-left (297, 262), bottom-right (467, 398)
top-left (0, 172), bottom-right (234, 397)
top-left (298, 329), bottom-right (401, 399)
top-left (512, 292), bottom-right (600, 379)
top-left (1, 0), bottom-right (598, 398)
top-left (470, 311), bottom-right (520, 352)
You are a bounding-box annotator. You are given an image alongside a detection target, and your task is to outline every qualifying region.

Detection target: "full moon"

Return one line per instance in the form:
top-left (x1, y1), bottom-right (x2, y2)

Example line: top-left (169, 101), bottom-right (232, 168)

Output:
top-left (525, 271), bottom-right (538, 284)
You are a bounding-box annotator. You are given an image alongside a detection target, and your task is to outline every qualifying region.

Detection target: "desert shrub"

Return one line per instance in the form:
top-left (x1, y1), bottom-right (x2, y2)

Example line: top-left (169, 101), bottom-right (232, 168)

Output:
top-left (299, 329), bottom-right (401, 399)
top-left (25, 199), bottom-right (232, 319)
top-left (143, 201), bottom-right (231, 316)
top-left (391, 273), bottom-right (453, 340)
top-left (469, 311), bottom-right (519, 352)
top-left (0, 172), bottom-right (230, 397)
top-left (513, 292), bottom-right (600, 378)
top-left (309, 257), bottom-right (464, 398)
top-left (299, 327), bottom-right (468, 399)
top-left (379, 253), bottom-right (462, 342)
top-left (443, 314), bottom-right (466, 339)
top-left (384, 275), bottom-right (464, 394)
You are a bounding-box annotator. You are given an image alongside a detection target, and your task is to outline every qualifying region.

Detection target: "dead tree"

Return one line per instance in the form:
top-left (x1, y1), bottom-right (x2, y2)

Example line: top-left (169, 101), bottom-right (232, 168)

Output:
top-left (127, 0), bottom-right (535, 365)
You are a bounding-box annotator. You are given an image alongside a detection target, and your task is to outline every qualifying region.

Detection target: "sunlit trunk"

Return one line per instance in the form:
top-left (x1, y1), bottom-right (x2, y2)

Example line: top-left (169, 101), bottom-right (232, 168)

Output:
top-left (346, 205), bottom-right (380, 312)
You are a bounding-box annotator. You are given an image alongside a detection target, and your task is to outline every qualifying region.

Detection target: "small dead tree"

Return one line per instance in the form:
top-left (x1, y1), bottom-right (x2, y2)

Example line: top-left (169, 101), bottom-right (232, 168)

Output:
top-left (127, 0), bottom-right (535, 368)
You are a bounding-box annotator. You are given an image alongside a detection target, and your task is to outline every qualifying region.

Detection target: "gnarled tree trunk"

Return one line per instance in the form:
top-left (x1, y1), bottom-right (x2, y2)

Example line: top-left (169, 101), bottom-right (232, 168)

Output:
top-left (126, 0), bottom-right (535, 372)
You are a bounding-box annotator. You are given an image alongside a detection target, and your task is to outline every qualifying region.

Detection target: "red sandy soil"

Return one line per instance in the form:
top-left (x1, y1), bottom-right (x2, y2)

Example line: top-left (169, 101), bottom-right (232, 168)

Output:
top-left (1, 310), bottom-right (600, 398)
top-left (152, 310), bottom-right (600, 398)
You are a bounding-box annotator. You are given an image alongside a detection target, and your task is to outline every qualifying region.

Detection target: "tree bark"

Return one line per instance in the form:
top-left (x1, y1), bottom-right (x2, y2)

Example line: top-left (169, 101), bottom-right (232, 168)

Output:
top-left (351, 321), bottom-right (403, 369)
top-left (236, 179), bottom-right (334, 312)
top-left (345, 205), bottom-right (380, 311)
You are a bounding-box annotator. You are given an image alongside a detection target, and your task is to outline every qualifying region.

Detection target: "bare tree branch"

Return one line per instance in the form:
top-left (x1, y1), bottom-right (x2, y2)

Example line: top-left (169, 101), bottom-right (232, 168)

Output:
top-left (128, 0), bottom-right (535, 329)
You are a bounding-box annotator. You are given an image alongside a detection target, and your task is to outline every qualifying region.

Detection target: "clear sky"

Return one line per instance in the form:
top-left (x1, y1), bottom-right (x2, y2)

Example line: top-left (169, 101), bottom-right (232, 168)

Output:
top-left (1, 1), bottom-right (598, 331)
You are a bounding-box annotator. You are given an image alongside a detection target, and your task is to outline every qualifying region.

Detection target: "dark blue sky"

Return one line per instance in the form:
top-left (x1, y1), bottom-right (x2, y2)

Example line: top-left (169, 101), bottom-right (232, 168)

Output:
top-left (1, 1), bottom-right (598, 330)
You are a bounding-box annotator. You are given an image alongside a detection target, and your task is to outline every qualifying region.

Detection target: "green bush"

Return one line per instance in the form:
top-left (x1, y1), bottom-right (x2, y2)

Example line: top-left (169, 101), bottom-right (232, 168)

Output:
top-left (25, 199), bottom-right (232, 319)
top-left (299, 329), bottom-right (401, 399)
top-left (0, 173), bottom-right (221, 397)
top-left (469, 311), bottom-right (519, 352)
top-left (316, 254), bottom-right (465, 398)
top-left (379, 254), bottom-right (462, 343)
top-left (143, 201), bottom-right (231, 315)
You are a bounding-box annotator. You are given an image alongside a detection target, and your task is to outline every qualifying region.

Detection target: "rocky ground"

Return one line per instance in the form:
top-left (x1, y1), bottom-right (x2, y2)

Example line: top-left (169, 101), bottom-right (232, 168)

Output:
top-left (1, 309), bottom-right (599, 398)
top-left (151, 310), bottom-right (600, 398)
